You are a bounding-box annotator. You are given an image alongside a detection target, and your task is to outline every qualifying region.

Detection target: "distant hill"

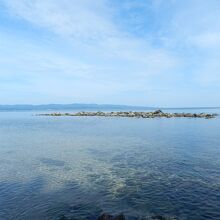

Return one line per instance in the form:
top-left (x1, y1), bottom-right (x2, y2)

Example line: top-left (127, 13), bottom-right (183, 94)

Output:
top-left (0, 103), bottom-right (156, 111)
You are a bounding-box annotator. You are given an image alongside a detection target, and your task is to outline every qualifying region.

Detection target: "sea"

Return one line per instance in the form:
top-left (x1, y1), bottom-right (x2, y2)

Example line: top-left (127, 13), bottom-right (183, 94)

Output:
top-left (0, 108), bottom-right (220, 220)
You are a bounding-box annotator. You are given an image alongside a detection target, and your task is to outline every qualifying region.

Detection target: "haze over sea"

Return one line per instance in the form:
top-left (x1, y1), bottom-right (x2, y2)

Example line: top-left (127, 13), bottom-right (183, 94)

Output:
top-left (0, 107), bottom-right (220, 220)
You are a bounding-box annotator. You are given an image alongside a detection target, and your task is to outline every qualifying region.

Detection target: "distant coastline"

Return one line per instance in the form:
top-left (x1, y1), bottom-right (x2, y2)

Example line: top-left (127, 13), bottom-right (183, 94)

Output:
top-left (0, 103), bottom-right (220, 111)
top-left (0, 103), bottom-right (155, 111)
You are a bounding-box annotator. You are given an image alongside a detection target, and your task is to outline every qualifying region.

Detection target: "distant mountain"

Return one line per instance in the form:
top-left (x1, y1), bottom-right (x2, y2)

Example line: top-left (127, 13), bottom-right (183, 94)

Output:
top-left (0, 103), bottom-right (156, 111)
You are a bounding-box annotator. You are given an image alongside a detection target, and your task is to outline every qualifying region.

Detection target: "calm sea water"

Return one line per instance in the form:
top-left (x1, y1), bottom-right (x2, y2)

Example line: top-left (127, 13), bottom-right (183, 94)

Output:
top-left (0, 109), bottom-right (220, 220)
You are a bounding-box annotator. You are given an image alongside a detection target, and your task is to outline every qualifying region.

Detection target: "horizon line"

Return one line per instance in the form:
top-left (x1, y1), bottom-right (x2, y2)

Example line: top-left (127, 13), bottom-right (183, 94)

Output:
top-left (0, 103), bottom-right (219, 109)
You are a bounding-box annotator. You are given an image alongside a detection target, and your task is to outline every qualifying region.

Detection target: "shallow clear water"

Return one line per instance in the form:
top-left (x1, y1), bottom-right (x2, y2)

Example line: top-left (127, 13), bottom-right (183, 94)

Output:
top-left (0, 109), bottom-right (220, 220)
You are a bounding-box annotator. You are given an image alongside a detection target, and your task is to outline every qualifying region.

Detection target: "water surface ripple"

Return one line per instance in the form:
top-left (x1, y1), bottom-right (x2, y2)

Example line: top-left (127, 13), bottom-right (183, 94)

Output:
top-left (0, 109), bottom-right (220, 219)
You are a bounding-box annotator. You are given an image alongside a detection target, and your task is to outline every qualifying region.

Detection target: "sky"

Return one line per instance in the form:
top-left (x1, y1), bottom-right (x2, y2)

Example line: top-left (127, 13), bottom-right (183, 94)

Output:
top-left (0, 0), bottom-right (220, 107)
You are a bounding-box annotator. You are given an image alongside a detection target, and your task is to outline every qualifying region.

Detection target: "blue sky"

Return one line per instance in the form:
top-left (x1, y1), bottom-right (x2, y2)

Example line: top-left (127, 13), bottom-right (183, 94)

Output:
top-left (0, 0), bottom-right (220, 107)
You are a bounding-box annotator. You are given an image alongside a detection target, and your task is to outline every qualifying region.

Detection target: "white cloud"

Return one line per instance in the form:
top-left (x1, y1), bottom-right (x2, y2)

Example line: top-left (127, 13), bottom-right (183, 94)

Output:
top-left (1, 0), bottom-right (220, 106)
top-left (156, 0), bottom-right (220, 90)
top-left (2, 0), bottom-right (179, 77)
top-left (161, 0), bottom-right (220, 49)
top-left (191, 32), bottom-right (220, 48)
top-left (4, 0), bottom-right (116, 41)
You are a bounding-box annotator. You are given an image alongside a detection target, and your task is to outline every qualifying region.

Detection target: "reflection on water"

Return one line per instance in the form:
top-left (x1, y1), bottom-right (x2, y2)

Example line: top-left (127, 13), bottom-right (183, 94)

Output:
top-left (0, 110), bottom-right (220, 219)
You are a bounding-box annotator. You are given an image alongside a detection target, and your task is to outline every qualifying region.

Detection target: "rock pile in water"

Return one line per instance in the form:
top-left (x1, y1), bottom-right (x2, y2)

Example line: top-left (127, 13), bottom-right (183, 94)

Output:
top-left (38, 110), bottom-right (217, 119)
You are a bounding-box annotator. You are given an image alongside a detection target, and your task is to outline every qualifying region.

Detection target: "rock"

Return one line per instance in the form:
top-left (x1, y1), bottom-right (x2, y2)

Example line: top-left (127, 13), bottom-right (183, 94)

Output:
top-left (96, 213), bottom-right (178, 220)
top-left (150, 215), bottom-right (167, 220)
top-left (51, 112), bottom-right (62, 116)
top-left (97, 213), bottom-right (113, 220)
top-left (59, 215), bottom-right (68, 220)
top-left (114, 214), bottom-right (125, 220)
top-left (97, 213), bottom-right (125, 220)
top-left (128, 112), bottom-right (135, 117)
top-left (97, 111), bottom-right (105, 116)
top-left (205, 114), bottom-right (214, 119)
top-left (143, 215), bottom-right (178, 220)
top-left (153, 110), bottom-right (163, 114)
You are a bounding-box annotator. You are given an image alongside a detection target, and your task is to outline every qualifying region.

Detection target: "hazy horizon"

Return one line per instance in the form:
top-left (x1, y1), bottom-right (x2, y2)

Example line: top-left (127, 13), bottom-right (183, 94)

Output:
top-left (0, 102), bottom-right (220, 109)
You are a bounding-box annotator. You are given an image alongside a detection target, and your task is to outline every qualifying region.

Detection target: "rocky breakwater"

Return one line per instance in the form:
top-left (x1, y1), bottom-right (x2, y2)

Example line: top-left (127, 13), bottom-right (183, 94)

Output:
top-left (38, 110), bottom-right (217, 119)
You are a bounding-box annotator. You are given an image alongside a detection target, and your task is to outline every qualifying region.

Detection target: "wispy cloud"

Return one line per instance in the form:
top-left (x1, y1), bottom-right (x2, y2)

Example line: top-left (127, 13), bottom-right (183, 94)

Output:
top-left (3, 0), bottom-right (116, 40)
top-left (0, 0), bottom-right (220, 106)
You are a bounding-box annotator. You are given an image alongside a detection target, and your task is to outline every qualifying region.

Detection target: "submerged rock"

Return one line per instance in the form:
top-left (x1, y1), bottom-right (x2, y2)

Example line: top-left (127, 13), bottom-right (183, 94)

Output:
top-left (97, 213), bottom-right (125, 220)
top-left (97, 213), bottom-right (177, 220)
top-left (58, 213), bottom-right (177, 220)
top-left (147, 215), bottom-right (168, 220)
